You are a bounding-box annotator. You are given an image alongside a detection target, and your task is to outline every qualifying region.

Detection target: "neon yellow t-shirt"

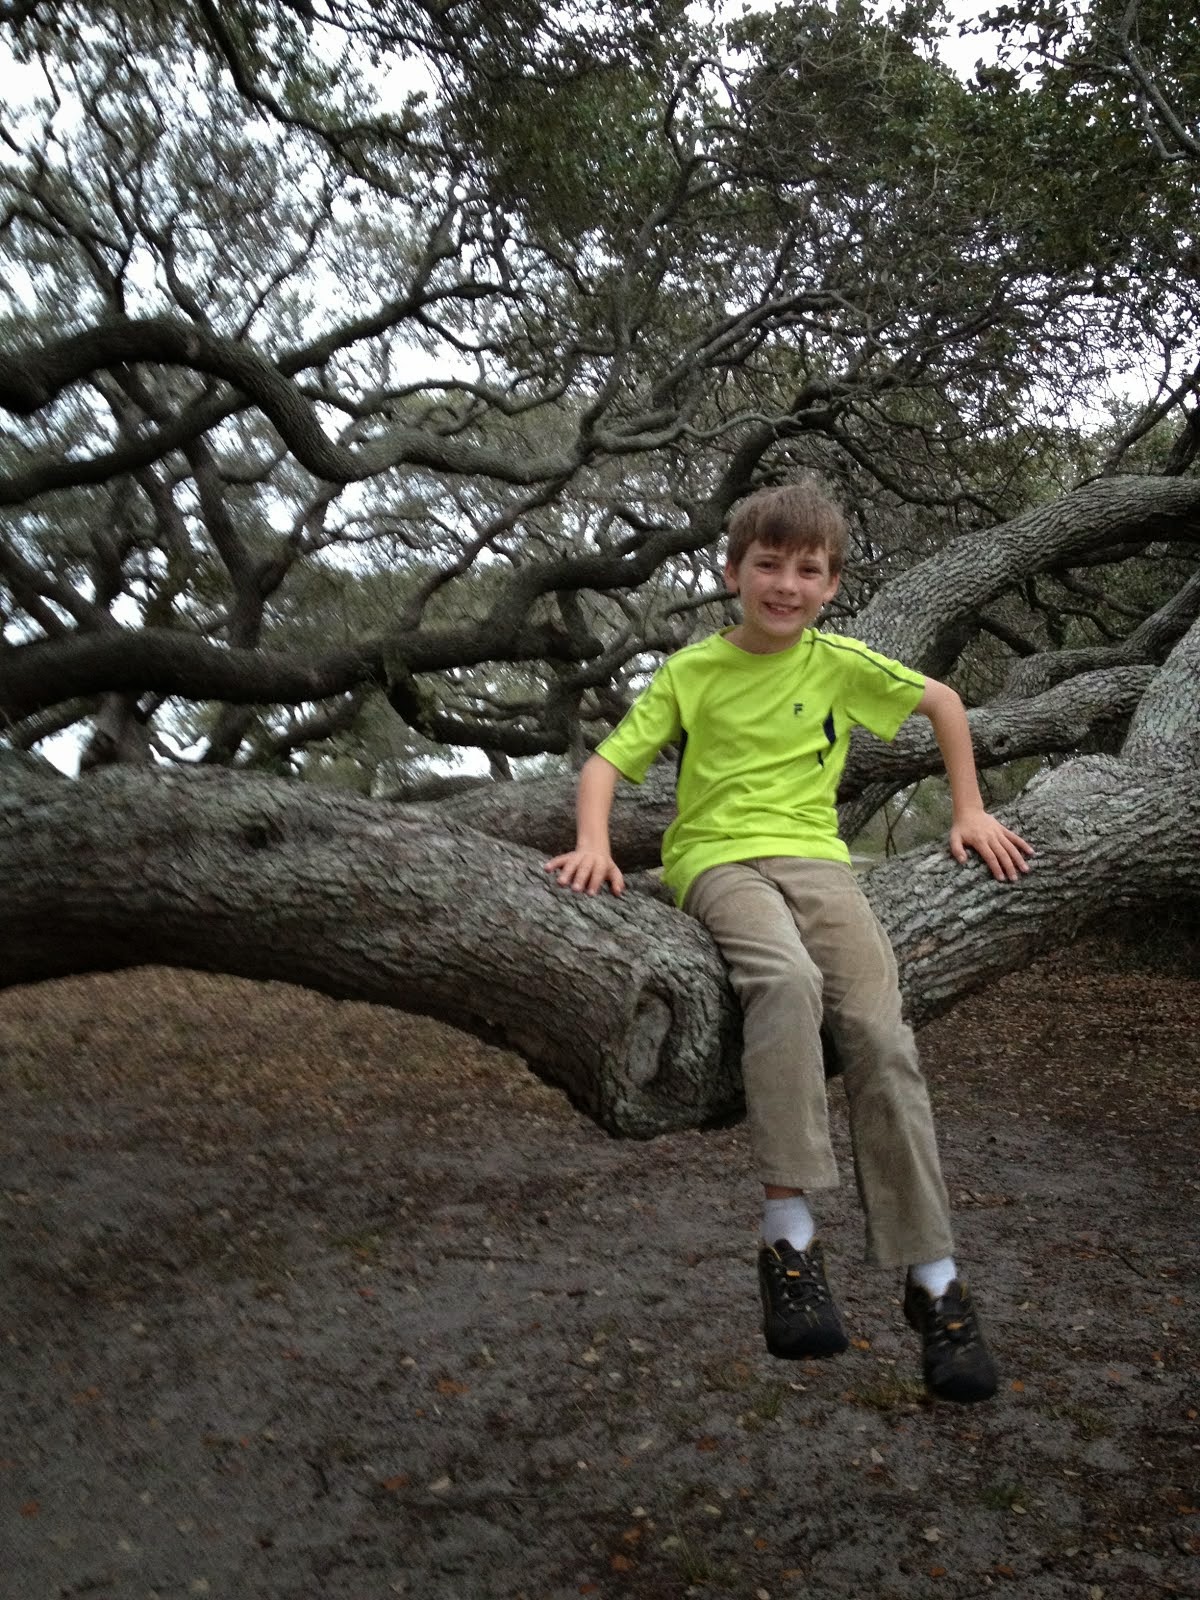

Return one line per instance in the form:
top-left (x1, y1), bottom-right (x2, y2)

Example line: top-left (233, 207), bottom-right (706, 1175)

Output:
top-left (596, 628), bottom-right (925, 905)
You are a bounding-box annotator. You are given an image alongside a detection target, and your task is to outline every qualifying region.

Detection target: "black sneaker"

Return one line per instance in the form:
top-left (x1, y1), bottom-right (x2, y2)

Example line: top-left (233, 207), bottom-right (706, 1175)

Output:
top-left (903, 1277), bottom-right (998, 1403)
top-left (757, 1239), bottom-right (850, 1360)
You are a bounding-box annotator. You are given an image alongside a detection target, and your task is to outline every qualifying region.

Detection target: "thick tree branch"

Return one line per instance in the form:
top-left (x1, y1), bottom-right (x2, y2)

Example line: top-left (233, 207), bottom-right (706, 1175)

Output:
top-left (0, 613), bottom-right (601, 726)
top-left (0, 315), bottom-right (576, 496)
top-left (999, 566), bottom-right (1200, 699)
top-left (840, 665), bottom-right (1155, 795)
top-left (3, 734), bottom-right (1197, 1134)
top-left (855, 477), bottom-right (1200, 677)
top-left (0, 765), bottom-right (744, 1137)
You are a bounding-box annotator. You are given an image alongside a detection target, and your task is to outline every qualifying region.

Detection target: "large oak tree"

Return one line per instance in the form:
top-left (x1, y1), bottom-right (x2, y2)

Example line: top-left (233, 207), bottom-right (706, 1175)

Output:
top-left (1, 0), bottom-right (1196, 1130)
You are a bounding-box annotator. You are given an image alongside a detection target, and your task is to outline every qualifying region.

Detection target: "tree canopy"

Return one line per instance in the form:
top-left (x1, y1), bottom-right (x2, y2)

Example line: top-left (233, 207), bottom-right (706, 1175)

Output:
top-left (2, 0), bottom-right (1195, 784)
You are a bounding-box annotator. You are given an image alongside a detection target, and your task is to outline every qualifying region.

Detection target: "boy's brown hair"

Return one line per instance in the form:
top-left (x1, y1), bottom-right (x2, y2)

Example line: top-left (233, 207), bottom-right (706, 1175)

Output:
top-left (726, 480), bottom-right (849, 575)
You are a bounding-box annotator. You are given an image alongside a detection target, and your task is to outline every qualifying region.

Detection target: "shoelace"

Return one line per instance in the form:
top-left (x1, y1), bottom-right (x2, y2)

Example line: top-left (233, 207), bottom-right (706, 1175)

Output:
top-left (927, 1294), bottom-right (978, 1348)
top-left (770, 1251), bottom-right (830, 1308)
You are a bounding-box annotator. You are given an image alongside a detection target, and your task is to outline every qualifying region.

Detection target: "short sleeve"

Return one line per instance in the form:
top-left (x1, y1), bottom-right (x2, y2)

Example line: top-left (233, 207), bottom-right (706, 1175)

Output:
top-left (595, 665), bottom-right (682, 783)
top-left (838, 642), bottom-right (925, 742)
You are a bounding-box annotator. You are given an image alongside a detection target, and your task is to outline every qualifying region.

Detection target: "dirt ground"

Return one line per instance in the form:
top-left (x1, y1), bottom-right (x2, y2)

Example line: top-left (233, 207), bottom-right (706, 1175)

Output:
top-left (1, 921), bottom-right (1198, 1600)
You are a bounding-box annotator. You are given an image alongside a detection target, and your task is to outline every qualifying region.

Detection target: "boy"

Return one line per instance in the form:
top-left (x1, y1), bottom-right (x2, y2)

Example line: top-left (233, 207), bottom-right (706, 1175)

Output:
top-left (545, 480), bottom-right (1033, 1404)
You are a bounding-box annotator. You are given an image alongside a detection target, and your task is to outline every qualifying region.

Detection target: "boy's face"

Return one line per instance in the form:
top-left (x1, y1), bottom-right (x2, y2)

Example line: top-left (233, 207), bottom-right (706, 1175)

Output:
top-left (724, 538), bottom-right (840, 653)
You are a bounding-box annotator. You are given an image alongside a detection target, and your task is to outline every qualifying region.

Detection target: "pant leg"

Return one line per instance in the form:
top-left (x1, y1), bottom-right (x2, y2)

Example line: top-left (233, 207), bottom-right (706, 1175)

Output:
top-left (758, 859), bottom-right (954, 1267)
top-left (685, 862), bottom-right (838, 1191)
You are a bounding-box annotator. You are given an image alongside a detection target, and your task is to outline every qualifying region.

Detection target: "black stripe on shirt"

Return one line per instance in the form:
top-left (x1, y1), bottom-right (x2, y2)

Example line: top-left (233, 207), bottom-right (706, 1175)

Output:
top-left (811, 635), bottom-right (923, 687)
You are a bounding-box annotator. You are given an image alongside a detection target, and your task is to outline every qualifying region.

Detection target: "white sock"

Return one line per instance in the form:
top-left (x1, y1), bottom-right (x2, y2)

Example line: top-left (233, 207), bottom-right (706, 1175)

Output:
top-left (908, 1257), bottom-right (957, 1298)
top-left (762, 1195), bottom-right (815, 1252)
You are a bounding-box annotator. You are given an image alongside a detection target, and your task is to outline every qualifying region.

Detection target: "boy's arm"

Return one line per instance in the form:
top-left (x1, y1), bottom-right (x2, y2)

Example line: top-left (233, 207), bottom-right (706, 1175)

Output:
top-left (544, 753), bottom-right (626, 896)
top-left (915, 678), bottom-right (1034, 882)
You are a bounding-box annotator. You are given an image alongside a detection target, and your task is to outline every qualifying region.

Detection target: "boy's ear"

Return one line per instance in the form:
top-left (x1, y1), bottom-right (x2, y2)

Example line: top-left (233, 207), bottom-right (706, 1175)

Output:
top-left (823, 570), bottom-right (841, 604)
top-left (723, 558), bottom-right (739, 595)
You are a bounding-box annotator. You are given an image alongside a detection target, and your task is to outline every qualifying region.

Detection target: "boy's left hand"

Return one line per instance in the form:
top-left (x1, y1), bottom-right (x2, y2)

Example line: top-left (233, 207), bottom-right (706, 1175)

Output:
top-left (949, 808), bottom-right (1034, 882)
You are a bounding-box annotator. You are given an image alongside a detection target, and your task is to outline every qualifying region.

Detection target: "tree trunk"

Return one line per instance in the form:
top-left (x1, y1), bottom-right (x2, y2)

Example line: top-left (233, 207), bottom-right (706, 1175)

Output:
top-left (0, 762), bottom-right (742, 1138)
top-left (866, 753), bottom-right (1200, 1029)
top-left (4, 608), bottom-right (1198, 1135)
top-left (3, 591), bottom-right (1198, 1140)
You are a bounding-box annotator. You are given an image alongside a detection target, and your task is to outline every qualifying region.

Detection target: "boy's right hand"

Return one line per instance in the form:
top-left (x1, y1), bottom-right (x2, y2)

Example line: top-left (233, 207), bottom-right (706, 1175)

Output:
top-left (544, 848), bottom-right (626, 897)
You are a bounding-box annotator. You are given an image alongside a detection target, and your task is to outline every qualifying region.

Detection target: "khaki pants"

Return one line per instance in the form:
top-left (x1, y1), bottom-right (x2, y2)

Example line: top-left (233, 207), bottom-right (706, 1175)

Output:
top-left (685, 858), bottom-right (953, 1266)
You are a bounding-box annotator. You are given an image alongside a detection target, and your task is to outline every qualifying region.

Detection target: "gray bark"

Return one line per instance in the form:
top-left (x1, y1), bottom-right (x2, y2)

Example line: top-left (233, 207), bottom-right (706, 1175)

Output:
top-left (998, 568), bottom-right (1200, 700)
top-left (3, 621), bottom-right (1198, 1135)
top-left (867, 618), bottom-right (1200, 1025)
top-left (79, 693), bottom-right (153, 770)
top-left (854, 476), bottom-right (1200, 676)
top-left (866, 754), bottom-right (1200, 1029)
top-left (414, 764), bottom-right (677, 866)
top-left (833, 665), bottom-right (1155, 842)
top-left (0, 763), bottom-right (742, 1138)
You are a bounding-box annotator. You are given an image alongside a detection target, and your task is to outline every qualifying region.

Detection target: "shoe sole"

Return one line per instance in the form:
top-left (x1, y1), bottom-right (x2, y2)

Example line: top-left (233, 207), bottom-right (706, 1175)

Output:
top-left (923, 1373), bottom-right (998, 1404)
top-left (764, 1325), bottom-right (850, 1361)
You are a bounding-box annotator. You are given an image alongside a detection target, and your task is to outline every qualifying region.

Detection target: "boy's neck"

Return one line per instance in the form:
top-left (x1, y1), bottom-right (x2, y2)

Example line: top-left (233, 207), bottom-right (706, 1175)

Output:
top-left (724, 623), bottom-right (808, 656)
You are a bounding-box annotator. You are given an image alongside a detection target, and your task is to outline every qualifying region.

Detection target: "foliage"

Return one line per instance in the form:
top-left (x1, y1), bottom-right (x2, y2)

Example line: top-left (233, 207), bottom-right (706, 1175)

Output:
top-left (974, 0), bottom-right (1200, 466)
top-left (0, 0), bottom-right (1195, 790)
